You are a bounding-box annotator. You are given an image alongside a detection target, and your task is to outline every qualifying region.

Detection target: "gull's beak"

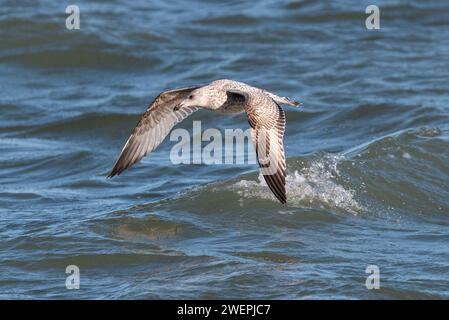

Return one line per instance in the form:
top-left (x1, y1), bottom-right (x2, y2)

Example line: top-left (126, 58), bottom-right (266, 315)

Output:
top-left (173, 100), bottom-right (185, 111)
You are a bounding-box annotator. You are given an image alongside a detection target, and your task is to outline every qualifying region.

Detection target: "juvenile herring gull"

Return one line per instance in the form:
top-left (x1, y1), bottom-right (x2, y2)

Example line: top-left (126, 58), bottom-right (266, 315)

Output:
top-left (108, 79), bottom-right (301, 204)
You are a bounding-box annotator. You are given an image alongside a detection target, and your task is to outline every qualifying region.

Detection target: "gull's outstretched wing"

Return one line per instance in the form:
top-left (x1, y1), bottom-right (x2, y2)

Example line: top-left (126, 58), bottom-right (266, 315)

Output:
top-left (108, 85), bottom-right (202, 177)
top-left (226, 90), bottom-right (287, 204)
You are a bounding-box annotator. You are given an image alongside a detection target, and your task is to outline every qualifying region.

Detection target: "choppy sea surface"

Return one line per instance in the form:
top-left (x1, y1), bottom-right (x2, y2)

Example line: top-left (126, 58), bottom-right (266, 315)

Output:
top-left (1, 0), bottom-right (449, 299)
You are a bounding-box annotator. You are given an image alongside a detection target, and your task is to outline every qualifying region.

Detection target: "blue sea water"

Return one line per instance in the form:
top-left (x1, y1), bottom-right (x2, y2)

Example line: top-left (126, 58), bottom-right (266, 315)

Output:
top-left (0, 0), bottom-right (449, 299)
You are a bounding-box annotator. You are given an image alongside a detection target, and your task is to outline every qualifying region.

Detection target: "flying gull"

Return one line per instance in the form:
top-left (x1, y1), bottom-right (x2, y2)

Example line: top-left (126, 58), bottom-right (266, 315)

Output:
top-left (108, 79), bottom-right (301, 204)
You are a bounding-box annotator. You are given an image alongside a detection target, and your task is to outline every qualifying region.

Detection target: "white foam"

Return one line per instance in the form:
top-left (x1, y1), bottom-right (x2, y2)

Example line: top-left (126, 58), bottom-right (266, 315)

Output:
top-left (232, 154), bottom-right (363, 215)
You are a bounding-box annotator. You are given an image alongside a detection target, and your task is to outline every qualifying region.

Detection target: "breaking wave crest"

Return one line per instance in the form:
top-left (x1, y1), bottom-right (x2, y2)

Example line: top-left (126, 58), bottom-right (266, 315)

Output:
top-left (231, 154), bottom-right (363, 214)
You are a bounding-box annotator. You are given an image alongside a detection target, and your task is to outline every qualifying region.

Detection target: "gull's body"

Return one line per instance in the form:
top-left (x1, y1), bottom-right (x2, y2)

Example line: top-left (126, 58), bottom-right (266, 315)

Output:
top-left (108, 79), bottom-right (300, 203)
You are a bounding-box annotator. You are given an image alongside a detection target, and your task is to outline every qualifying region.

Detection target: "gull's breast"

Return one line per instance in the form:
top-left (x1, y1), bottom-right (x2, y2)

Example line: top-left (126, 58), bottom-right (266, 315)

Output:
top-left (215, 101), bottom-right (246, 114)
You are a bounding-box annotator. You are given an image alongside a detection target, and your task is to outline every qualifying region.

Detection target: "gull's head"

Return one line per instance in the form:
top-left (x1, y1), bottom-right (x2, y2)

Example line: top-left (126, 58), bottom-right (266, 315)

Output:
top-left (174, 86), bottom-right (212, 111)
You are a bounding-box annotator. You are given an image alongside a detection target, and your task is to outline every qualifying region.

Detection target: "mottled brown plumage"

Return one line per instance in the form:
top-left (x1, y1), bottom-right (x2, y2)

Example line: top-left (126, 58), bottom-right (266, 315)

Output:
top-left (108, 79), bottom-right (300, 204)
top-left (107, 85), bottom-right (200, 177)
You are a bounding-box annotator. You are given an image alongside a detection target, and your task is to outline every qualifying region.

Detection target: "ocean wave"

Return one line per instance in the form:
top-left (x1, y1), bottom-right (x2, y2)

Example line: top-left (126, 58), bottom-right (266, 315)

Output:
top-left (230, 154), bottom-right (363, 215)
top-left (161, 128), bottom-right (449, 218)
top-left (3, 49), bottom-right (161, 70)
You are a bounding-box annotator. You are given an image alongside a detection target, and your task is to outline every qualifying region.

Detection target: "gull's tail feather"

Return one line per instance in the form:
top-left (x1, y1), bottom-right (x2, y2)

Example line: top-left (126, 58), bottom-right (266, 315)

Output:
top-left (282, 96), bottom-right (302, 107)
top-left (266, 92), bottom-right (301, 107)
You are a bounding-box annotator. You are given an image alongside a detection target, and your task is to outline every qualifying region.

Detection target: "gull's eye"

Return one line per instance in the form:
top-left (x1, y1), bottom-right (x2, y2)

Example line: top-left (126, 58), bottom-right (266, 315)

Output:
top-left (188, 94), bottom-right (194, 100)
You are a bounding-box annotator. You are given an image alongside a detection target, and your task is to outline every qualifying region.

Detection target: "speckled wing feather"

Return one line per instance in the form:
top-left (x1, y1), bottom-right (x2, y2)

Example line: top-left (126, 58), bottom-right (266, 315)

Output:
top-left (226, 90), bottom-right (287, 204)
top-left (108, 85), bottom-right (201, 177)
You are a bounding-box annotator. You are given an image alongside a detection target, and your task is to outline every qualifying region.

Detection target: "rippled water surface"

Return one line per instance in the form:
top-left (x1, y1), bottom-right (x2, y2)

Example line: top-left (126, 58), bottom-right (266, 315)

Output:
top-left (1, 0), bottom-right (449, 299)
